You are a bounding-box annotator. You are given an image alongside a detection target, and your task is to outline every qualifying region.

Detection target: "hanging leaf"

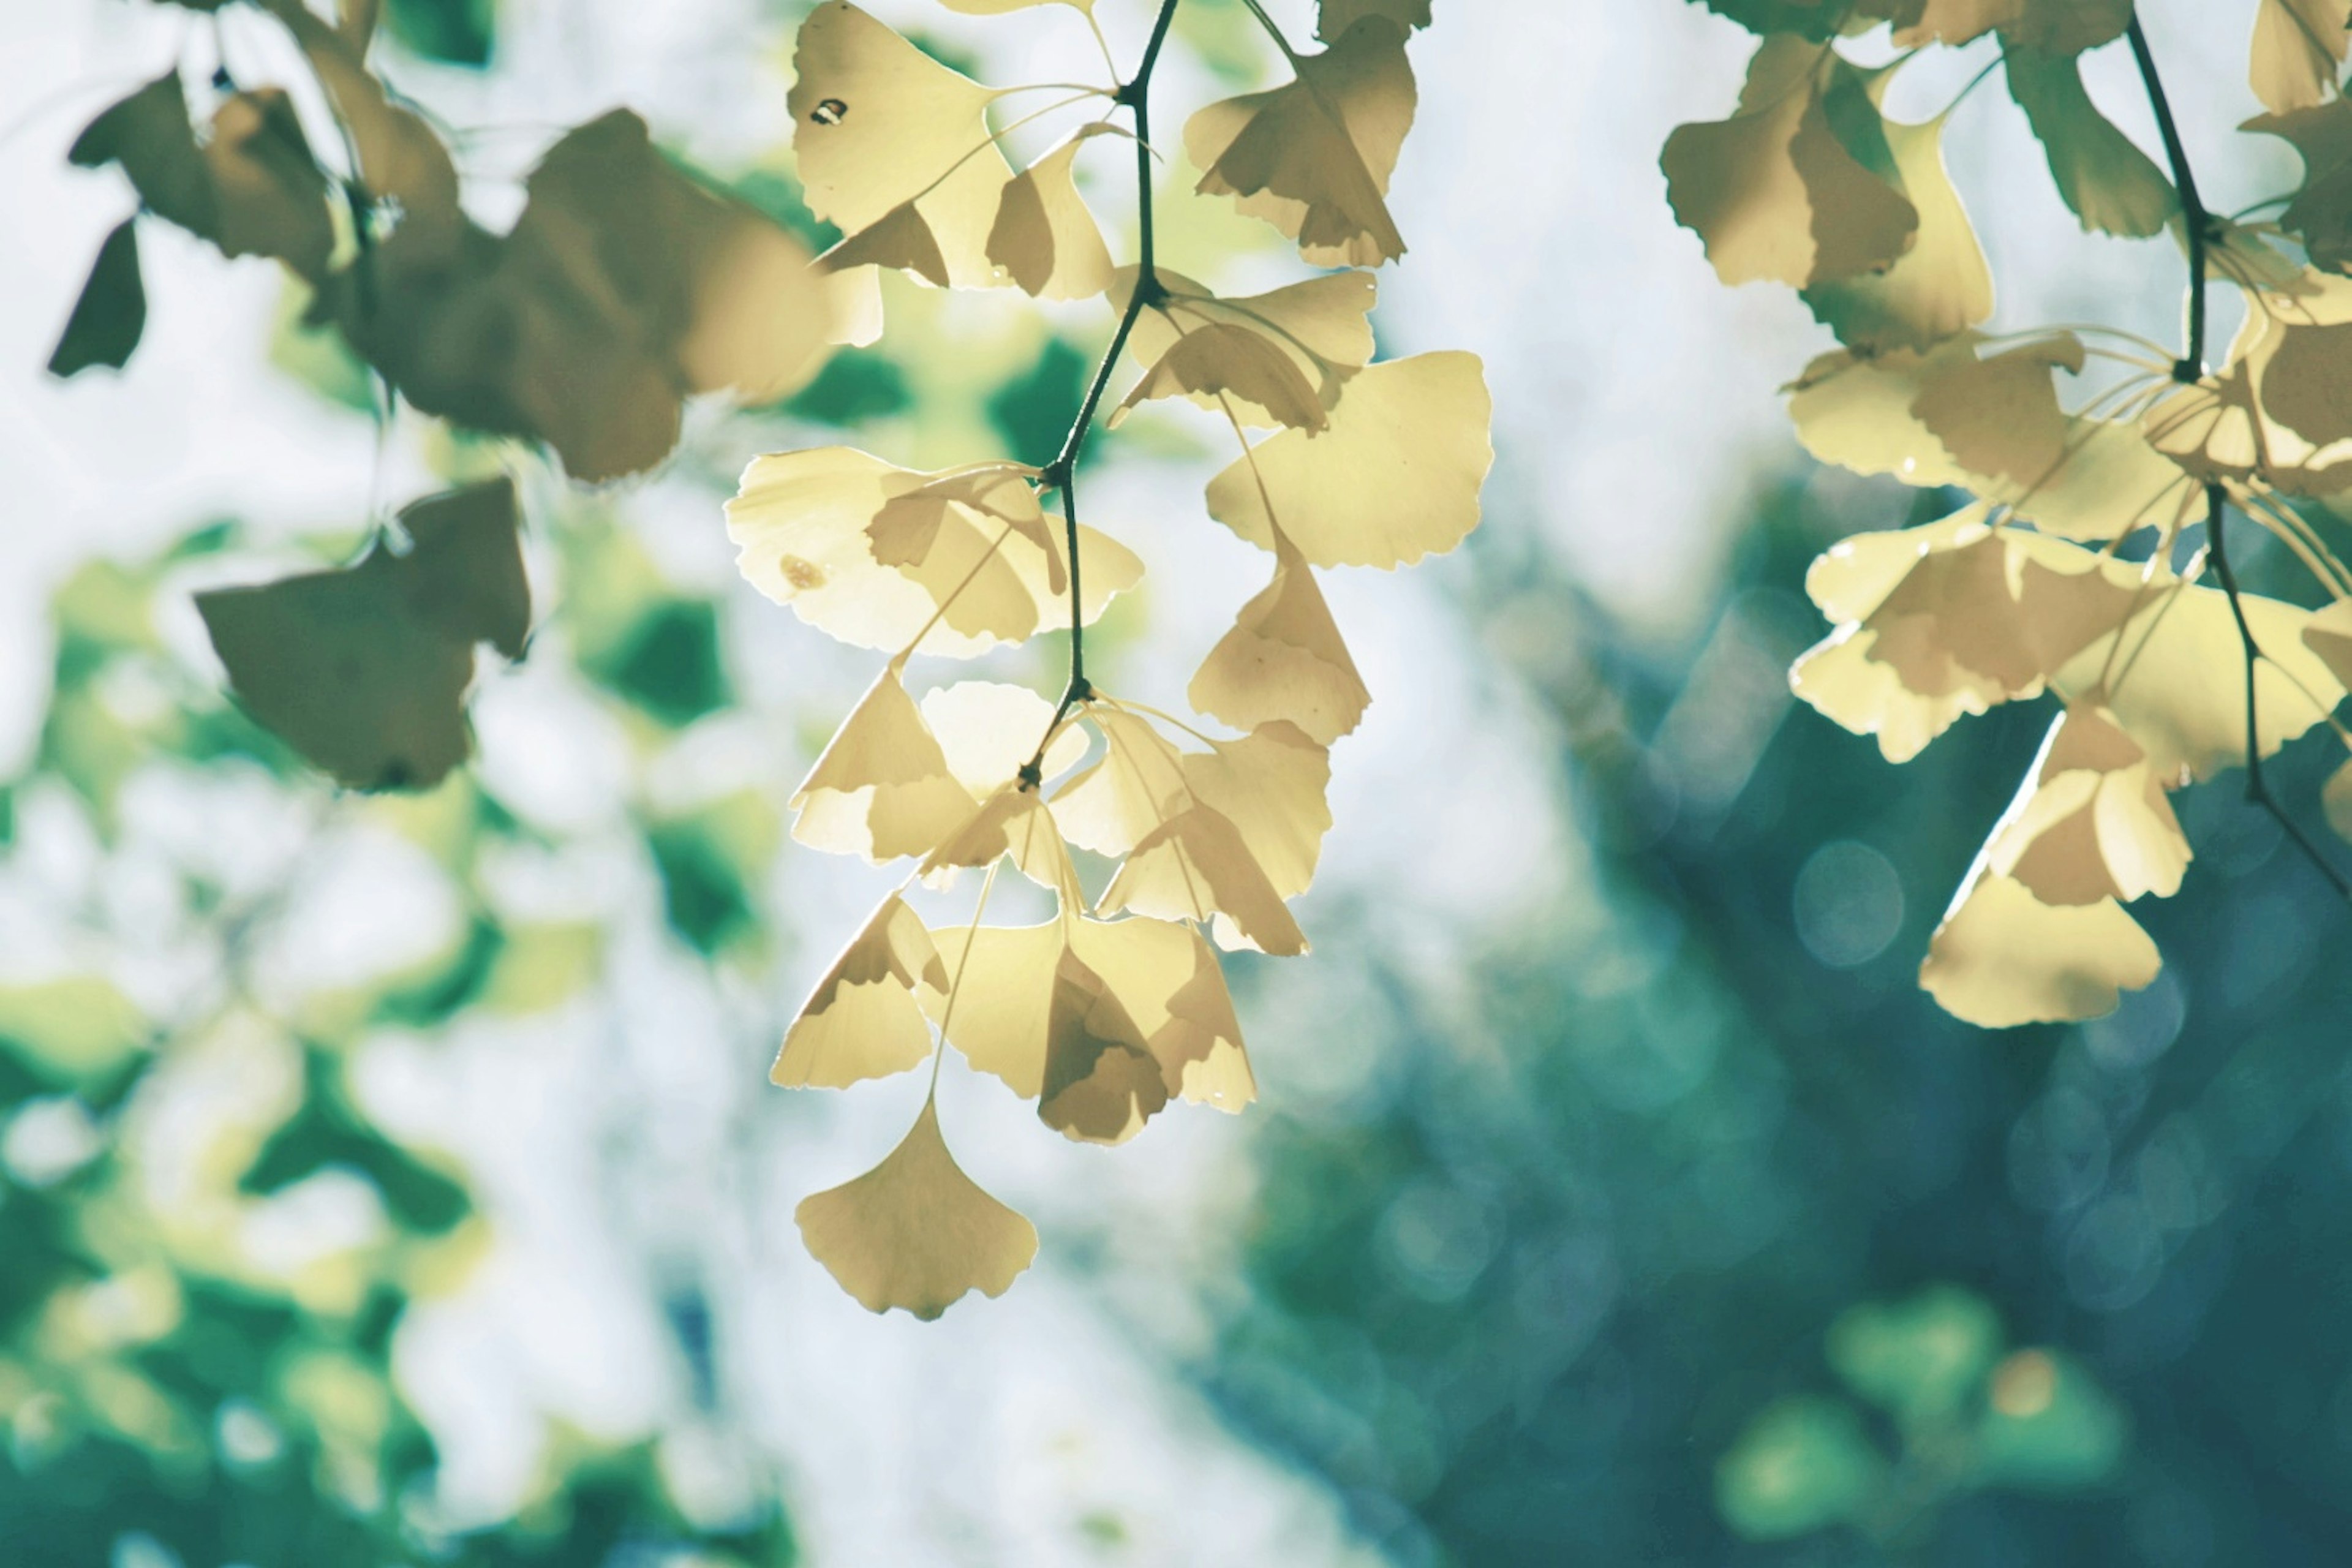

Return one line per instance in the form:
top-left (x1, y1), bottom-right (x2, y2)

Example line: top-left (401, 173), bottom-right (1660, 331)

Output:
top-left (791, 657), bottom-right (979, 861)
top-left (1117, 266), bottom-right (1376, 429)
top-left (1803, 111), bottom-right (1993, 353)
top-left (1189, 532), bottom-right (1371, 744)
top-left (48, 221), bottom-right (146, 378)
top-left (796, 1099), bottom-right (1038, 1319)
top-left (773, 895), bottom-right (948, 1088)
top-left (2249, 100), bottom-right (2352, 272)
top-left (1205, 352), bottom-right (1493, 569)
top-left (1662, 37), bottom-right (1919, 290)
top-left (195, 479), bottom-right (529, 791)
top-left (987, 124), bottom-right (1117, 300)
top-left (2250, 0), bottom-right (2352, 116)
top-left (1921, 862), bottom-right (2161, 1028)
top-left (1186, 14), bottom-right (1418, 267)
top-left (2005, 43), bottom-right (2177, 239)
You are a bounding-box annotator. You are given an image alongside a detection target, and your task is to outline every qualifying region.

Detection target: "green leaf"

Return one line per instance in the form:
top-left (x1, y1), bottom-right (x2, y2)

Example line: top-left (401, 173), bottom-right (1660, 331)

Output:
top-left (2005, 43), bottom-right (2177, 239)
top-left (48, 220), bottom-right (146, 378)
top-left (385, 0), bottom-right (495, 65)
top-left (987, 336), bottom-right (1089, 469)
top-left (581, 600), bottom-right (731, 728)
top-left (1715, 1396), bottom-right (1888, 1542)
top-left (241, 1052), bottom-right (469, 1234)
top-left (782, 347), bottom-right (911, 425)
top-left (1825, 1284), bottom-right (2003, 1426)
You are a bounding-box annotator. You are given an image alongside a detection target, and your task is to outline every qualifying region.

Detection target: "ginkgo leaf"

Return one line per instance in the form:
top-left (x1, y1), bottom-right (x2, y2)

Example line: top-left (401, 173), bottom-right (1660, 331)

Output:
top-left (772, 894), bottom-right (947, 1088)
top-left (1204, 352), bottom-right (1493, 569)
top-left (2306, 597), bottom-right (2352, 687)
top-left (730, 451), bottom-right (1131, 655)
top-left (48, 220), bottom-right (145, 378)
top-left (1099, 802), bottom-right (1310, 956)
top-left (1114, 322), bottom-right (1329, 432)
top-left (1803, 111), bottom-right (1992, 353)
top-left (1910, 336), bottom-right (2085, 488)
top-left (1186, 13), bottom-right (1417, 267)
top-left (1891, 0), bottom-right (2128, 51)
top-left (1317, 0), bottom-right (1430, 42)
top-left (2250, 0), bottom-right (2351, 116)
top-left (2250, 101), bottom-right (2352, 272)
top-left (791, 656), bottom-right (977, 861)
top-left (821, 200), bottom-right (953, 287)
top-left (1039, 945), bottom-right (1169, 1144)
top-left (2144, 273), bottom-right (2352, 494)
top-left (1050, 708), bottom-right (1191, 859)
top-left (2005, 43), bottom-right (2176, 239)
top-left (796, 1098), bottom-right (1037, 1319)
top-left (919, 786), bottom-right (1077, 894)
top-left (920, 682), bottom-right (1088, 796)
top-left (1984, 707), bottom-right (2190, 907)
top-left (1661, 37), bottom-right (1918, 290)
top-left (988, 125), bottom-right (1116, 300)
top-left (790, 0), bottom-right (1014, 288)
top-left (1180, 722), bottom-right (1333, 900)
top-left (323, 111), bottom-right (832, 482)
top-left (1189, 532), bottom-right (1371, 744)
top-left (1920, 870), bottom-right (2160, 1028)
top-left (923, 915), bottom-right (1252, 1129)
top-left (69, 73), bottom-right (217, 238)
top-left (1119, 267), bottom-right (1376, 429)
top-left (1787, 343), bottom-right (1975, 490)
top-left (196, 479), bottom-right (529, 791)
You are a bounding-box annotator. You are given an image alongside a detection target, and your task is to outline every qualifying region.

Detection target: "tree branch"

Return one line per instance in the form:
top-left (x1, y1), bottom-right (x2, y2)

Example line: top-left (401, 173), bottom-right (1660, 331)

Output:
top-left (2128, 20), bottom-right (2350, 900)
top-left (1023, 0), bottom-right (1183, 781)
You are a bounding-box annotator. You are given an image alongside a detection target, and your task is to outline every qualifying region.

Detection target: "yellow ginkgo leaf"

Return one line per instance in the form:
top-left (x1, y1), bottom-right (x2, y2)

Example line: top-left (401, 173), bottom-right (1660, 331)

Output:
top-left (2005, 42), bottom-right (2177, 241)
top-left (1920, 870), bottom-right (2161, 1028)
top-left (773, 894), bottom-right (948, 1088)
top-left (789, 0), bottom-right (1014, 288)
top-left (920, 682), bottom-right (1088, 796)
top-left (923, 915), bottom-right (1252, 1126)
top-left (1205, 352), bottom-right (1493, 569)
top-left (1185, 14), bottom-right (1417, 267)
top-left (821, 200), bottom-right (954, 287)
top-left (1039, 945), bottom-right (1169, 1144)
top-left (1181, 722), bottom-right (1333, 901)
top-left (1910, 336), bottom-right (2086, 489)
top-left (1661, 37), bottom-right (1918, 290)
top-left (2250, 102), bottom-right (2352, 273)
top-left (791, 657), bottom-right (978, 861)
top-left (1050, 709), bottom-right (1191, 859)
top-left (1803, 112), bottom-right (1991, 354)
top-left (1114, 322), bottom-right (1329, 432)
top-left (1893, 0), bottom-right (2128, 51)
top-left (1099, 802), bottom-right (1310, 956)
top-left (1120, 267), bottom-right (1377, 428)
top-left (1984, 707), bottom-right (2190, 907)
top-left (1189, 532), bottom-right (1371, 744)
top-left (2251, 0), bottom-right (2351, 116)
top-left (988, 125), bottom-right (1116, 300)
top-left (796, 1098), bottom-right (1037, 1319)
top-left (206, 91), bottom-right (339, 279)
top-left (729, 451), bottom-right (1099, 655)
top-left (919, 786), bottom-right (1077, 895)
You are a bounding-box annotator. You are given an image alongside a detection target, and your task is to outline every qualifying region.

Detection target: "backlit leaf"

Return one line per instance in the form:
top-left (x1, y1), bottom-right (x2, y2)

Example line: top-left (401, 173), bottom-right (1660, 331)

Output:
top-left (1119, 266), bottom-right (1376, 429)
top-left (796, 1099), bottom-right (1037, 1318)
top-left (1803, 111), bottom-right (1992, 353)
top-left (773, 895), bottom-right (947, 1088)
top-left (790, 656), bottom-right (978, 861)
top-left (2250, 100), bottom-right (2352, 272)
top-left (987, 126), bottom-right (1116, 300)
top-left (2251, 0), bottom-right (2351, 116)
top-left (1920, 864), bottom-right (2159, 1028)
top-left (1189, 532), bottom-right (1371, 744)
top-left (2005, 42), bottom-right (2176, 239)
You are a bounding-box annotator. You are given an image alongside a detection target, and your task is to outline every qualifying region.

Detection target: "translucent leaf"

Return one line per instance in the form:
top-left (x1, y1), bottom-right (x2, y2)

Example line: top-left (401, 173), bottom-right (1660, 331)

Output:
top-left (1119, 267), bottom-right (1376, 429)
top-left (1098, 802), bottom-right (1310, 956)
top-left (987, 125), bottom-right (1115, 300)
top-left (919, 682), bottom-right (1088, 796)
top-left (2251, 0), bottom-right (2351, 116)
top-left (1205, 352), bottom-right (1493, 569)
top-left (790, 0), bottom-right (1013, 288)
top-left (1910, 336), bottom-right (2086, 488)
top-left (1983, 707), bottom-right (2190, 907)
top-left (796, 1099), bottom-right (1037, 1319)
top-left (1185, 14), bottom-right (1417, 267)
top-left (2252, 102), bottom-right (2352, 273)
top-left (924, 915), bottom-right (1252, 1122)
top-left (1893, 0), bottom-right (2128, 50)
top-left (1180, 722), bottom-right (1332, 900)
top-left (1803, 112), bottom-right (1991, 353)
top-left (1189, 533), bottom-right (1371, 744)
top-left (48, 220), bottom-right (145, 379)
top-left (729, 450), bottom-right (1130, 655)
top-left (1920, 871), bottom-right (2160, 1028)
top-left (2005, 43), bottom-right (2176, 239)
top-left (790, 657), bottom-right (978, 861)
top-left (195, 479), bottom-right (528, 791)
top-left (1038, 944), bottom-right (1169, 1144)
top-left (1661, 38), bottom-right (1918, 290)
top-left (1050, 709), bottom-right (1191, 859)
top-left (772, 894), bottom-right (946, 1088)
top-left (918, 786), bottom-right (1076, 894)
top-left (1114, 322), bottom-right (1329, 432)
top-left (2306, 596), bottom-right (2352, 687)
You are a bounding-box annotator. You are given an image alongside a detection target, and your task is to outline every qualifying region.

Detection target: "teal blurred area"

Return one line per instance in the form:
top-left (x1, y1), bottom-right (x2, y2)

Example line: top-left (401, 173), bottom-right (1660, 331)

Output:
top-left (2, 0), bottom-right (2350, 1565)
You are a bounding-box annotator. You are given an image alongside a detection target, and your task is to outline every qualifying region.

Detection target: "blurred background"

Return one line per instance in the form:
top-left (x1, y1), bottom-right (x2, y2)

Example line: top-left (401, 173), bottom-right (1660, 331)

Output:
top-left (4, 1), bottom-right (2350, 1564)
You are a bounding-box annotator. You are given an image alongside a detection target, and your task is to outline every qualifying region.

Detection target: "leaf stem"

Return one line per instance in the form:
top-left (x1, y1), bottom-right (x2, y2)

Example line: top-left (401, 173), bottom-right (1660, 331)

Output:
top-left (2124, 16), bottom-right (2207, 380)
top-left (1022, 0), bottom-right (1185, 780)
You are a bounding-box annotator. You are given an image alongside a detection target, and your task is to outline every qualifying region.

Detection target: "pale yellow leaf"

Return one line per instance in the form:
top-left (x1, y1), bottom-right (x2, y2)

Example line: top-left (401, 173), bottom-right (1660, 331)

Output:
top-left (1181, 722), bottom-right (1332, 900)
top-left (1186, 14), bottom-right (1417, 266)
top-left (988, 126), bottom-right (1115, 300)
top-left (1985, 707), bottom-right (2190, 907)
top-left (792, 657), bottom-right (978, 861)
top-left (773, 894), bottom-right (946, 1088)
top-left (796, 1099), bottom-right (1037, 1319)
top-left (1120, 267), bottom-right (1376, 428)
top-left (920, 682), bottom-right (1088, 796)
top-left (1920, 871), bottom-right (2160, 1027)
top-left (1113, 322), bottom-right (1329, 432)
top-left (1050, 709), bottom-right (1191, 859)
top-left (1803, 113), bottom-right (1992, 354)
top-left (1205, 352), bottom-right (1493, 569)
top-left (2252, 0), bottom-right (2352, 116)
top-left (1189, 532), bottom-right (1371, 744)
top-left (1098, 802), bottom-right (1310, 956)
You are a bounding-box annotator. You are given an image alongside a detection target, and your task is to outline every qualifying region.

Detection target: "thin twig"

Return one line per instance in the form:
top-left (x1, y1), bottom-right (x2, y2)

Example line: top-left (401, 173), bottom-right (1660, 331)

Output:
top-left (2128, 19), bottom-right (2351, 899)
